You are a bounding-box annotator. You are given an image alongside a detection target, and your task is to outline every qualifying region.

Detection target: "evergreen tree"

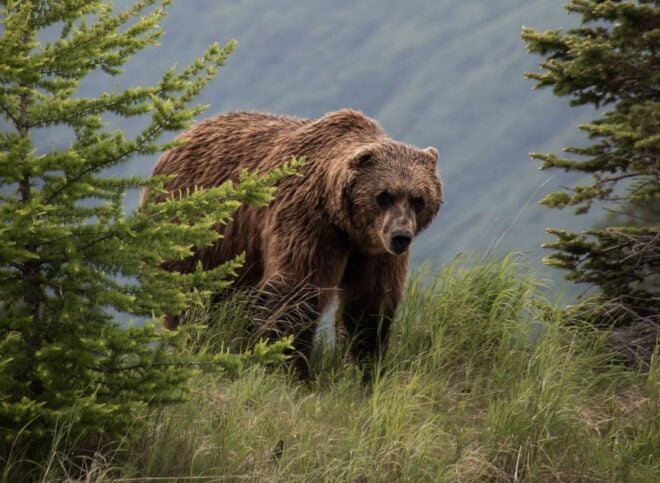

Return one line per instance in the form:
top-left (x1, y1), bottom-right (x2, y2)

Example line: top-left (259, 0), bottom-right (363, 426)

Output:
top-left (0, 0), bottom-right (299, 454)
top-left (522, 0), bottom-right (659, 365)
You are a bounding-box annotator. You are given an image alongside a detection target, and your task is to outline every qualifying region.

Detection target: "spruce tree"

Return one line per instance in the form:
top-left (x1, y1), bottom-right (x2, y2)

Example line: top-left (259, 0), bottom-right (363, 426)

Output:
top-left (522, 0), bottom-right (659, 365)
top-left (0, 0), bottom-right (299, 454)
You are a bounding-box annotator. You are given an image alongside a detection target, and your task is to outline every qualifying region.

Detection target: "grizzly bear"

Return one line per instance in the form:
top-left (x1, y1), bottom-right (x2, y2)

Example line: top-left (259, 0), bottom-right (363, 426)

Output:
top-left (145, 109), bottom-right (443, 377)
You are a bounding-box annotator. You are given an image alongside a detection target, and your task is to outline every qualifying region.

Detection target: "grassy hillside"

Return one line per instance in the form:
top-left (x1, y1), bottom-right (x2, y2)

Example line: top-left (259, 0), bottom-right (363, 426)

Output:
top-left (9, 257), bottom-right (658, 481)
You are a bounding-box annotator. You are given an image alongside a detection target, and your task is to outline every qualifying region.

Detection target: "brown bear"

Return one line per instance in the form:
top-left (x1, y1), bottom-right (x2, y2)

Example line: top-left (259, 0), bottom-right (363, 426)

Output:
top-left (145, 109), bottom-right (443, 377)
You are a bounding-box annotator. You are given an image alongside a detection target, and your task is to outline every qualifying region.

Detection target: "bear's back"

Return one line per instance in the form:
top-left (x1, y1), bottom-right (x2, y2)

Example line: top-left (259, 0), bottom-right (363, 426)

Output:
top-left (152, 112), bottom-right (311, 193)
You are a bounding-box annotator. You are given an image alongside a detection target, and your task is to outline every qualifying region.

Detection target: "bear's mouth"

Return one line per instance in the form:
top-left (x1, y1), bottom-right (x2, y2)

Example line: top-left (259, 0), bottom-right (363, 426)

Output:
top-left (391, 246), bottom-right (409, 256)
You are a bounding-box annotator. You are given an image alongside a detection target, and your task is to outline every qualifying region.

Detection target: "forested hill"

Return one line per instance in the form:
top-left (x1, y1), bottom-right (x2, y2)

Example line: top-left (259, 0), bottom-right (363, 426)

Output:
top-left (102, 1), bottom-right (594, 274)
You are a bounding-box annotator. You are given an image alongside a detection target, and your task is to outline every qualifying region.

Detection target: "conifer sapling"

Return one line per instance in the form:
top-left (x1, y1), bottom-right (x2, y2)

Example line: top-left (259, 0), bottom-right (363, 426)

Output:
top-left (0, 0), bottom-right (299, 450)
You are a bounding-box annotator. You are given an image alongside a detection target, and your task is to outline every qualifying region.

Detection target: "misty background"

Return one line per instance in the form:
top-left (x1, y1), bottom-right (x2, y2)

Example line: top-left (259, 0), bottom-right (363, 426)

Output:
top-left (46, 0), bottom-right (599, 290)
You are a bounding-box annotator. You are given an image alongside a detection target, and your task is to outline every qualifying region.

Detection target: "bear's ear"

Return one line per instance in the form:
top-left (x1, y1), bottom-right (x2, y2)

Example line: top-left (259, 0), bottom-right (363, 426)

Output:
top-left (350, 147), bottom-right (375, 168)
top-left (423, 146), bottom-right (439, 164)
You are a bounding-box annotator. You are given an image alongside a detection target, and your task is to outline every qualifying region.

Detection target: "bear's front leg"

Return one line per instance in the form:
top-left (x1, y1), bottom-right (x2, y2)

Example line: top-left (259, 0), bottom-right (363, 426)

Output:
top-left (259, 230), bottom-right (349, 379)
top-left (339, 251), bottom-right (408, 369)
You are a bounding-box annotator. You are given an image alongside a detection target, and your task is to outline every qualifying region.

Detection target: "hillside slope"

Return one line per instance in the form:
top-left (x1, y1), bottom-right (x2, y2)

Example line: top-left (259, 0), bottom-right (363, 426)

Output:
top-left (17, 258), bottom-right (658, 481)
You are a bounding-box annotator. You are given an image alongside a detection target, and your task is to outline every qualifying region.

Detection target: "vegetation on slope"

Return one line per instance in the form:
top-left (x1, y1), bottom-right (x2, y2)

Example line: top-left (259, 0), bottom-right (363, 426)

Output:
top-left (6, 257), bottom-right (657, 481)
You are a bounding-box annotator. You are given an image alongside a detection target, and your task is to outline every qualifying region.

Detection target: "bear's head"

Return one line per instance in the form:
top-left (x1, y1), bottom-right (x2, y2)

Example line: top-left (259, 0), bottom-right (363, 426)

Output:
top-left (342, 142), bottom-right (443, 256)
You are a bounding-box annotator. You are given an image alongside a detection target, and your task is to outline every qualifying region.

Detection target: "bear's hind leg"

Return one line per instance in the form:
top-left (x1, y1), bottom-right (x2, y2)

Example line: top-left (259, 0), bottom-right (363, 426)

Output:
top-left (256, 274), bottom-right (323, 379)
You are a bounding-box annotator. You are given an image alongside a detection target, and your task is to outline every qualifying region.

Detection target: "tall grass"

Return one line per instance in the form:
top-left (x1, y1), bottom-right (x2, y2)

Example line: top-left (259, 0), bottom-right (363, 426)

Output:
top-left (5, 255), bottom-right (658, 481)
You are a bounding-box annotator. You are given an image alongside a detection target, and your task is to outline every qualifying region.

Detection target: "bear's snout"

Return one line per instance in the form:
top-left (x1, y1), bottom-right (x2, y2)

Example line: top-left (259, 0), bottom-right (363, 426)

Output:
top-left (391, 230), bottom-right (413, 255)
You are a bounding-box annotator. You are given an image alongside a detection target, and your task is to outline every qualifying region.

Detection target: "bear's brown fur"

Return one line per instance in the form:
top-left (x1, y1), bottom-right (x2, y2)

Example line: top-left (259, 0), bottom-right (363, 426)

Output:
top-left (145, 109), bottom-right (443, 377)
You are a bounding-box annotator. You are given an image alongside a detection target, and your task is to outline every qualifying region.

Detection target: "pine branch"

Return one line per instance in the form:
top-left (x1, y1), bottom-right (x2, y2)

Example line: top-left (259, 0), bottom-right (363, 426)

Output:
top-left (44, 116), bottom-right (170, 202)
top-left (28, 87), bottom-right (158, 128)
top-left (29, 0), bottom-right (101, 29)
top-left (38, 0), bottom-right (164, 77)
top-left (0, 96), bottom-right (17, 125)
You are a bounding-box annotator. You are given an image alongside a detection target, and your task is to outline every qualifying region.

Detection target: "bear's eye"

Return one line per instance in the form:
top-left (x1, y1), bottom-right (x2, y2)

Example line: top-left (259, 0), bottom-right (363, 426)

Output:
top-left (376, 191), bottom-right (393, 208)
top-left (411, 196), bottom-right (425, 214)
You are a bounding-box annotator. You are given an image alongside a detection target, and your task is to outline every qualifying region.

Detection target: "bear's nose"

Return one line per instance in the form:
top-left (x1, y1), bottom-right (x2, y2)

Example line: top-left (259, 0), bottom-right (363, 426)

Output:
top-left (391, 230), bottom-right (412, 254)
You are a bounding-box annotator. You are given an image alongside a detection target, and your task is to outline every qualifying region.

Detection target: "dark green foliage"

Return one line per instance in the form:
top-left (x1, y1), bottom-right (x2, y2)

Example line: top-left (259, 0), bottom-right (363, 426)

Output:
top-left (0, 0), bottom-right (298, 458)
top-left (522, 0), bottom-right (659, 364)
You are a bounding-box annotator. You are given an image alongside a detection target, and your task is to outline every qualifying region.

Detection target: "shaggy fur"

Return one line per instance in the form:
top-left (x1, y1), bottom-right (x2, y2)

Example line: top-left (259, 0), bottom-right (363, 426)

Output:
top-left (145, 109), bottom-right (443, 377)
